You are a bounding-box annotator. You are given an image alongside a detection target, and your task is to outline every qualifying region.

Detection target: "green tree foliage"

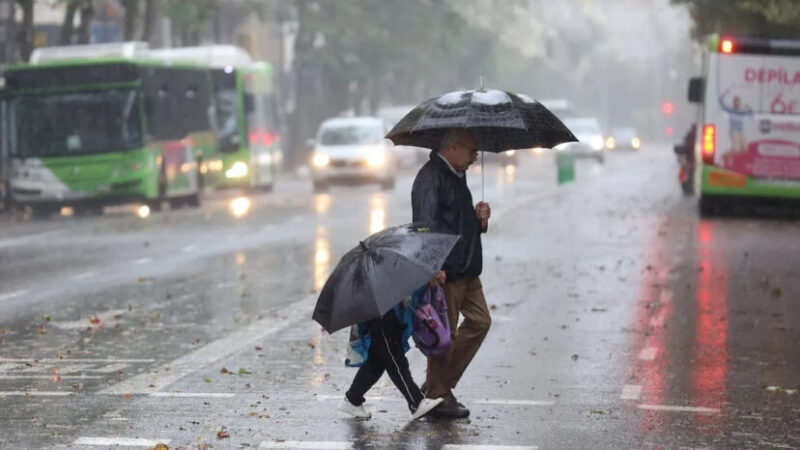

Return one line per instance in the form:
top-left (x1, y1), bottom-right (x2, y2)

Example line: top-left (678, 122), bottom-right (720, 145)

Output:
top-left (673, 0), bottom-right (800, 39)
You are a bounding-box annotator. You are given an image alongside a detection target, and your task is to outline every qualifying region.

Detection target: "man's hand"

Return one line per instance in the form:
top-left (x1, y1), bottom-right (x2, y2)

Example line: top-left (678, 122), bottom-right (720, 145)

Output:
top-left (476, 201), bottom-right (491, 232)
top-left (429, 270), bottom-right (446, 288)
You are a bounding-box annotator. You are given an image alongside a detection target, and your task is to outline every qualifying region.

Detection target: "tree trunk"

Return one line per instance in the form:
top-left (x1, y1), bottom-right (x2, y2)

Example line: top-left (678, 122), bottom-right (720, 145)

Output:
top-left (77, 0), bottom-right (94, 44)
top-left (17, 0), bottom-right (34, 61)
top-left (122, 0), bottom-right (139, 41)
top-left (141, 0), bottom-right (156, 43)
top-left (60, 1), bottom-right (78, 45)
top-left (287, 0), bottom-right (316, 168)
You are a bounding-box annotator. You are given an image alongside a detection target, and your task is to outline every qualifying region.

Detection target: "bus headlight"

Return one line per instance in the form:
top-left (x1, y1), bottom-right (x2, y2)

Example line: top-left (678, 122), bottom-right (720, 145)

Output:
top-left (631, 137), bottom-right (641, 149)
top-left (366, 152), bottom-right (387, 168)
top-left (312, 153), bottom-right (330, 168)
top-left (225, 161), bottom-right (248, 178)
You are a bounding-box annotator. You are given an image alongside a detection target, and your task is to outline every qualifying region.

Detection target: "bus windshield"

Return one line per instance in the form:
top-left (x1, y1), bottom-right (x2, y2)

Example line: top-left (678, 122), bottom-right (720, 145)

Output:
top-left (10, 89), bottom-right (143, 157)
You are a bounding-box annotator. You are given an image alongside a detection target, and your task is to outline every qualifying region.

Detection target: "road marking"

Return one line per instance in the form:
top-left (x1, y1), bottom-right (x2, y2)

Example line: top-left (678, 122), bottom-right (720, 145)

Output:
top-left (442, 446), bottom-right (538, 450)
top-left (638, 347), bottom-right (658, 361)
top-left (474, 399), bottom-right (556, 407)
top-left (0, 375), bottom-right (101, 379)
top-left (148, 392), bottom-right (235, 398)
top-left (0, 391), bottom-right (72, 397)
top-left (638, 404), bottom-right (719, 414)
top-left (620, 385), bottom-right (642, 400)
top-left (259, 441), bottom-right (352, 449)
top-left (99, 294), bottom-right (317, 394)
top-left (0, 290), bottom-right (28, 301)
top-left (0, 358), bottom-right (154, 363)
top-left (133, 257), bottom-right (152, 265)
top-left (94, 363), bottom-right (131, 373)
top-left (72, 437), bottom-right (170, 447)
top-left (70, 271), bottom-right (97, 280)
top-left (182, 245), bottom-right (196, 253)
top-left (315, 395), bottom-right (554, 407)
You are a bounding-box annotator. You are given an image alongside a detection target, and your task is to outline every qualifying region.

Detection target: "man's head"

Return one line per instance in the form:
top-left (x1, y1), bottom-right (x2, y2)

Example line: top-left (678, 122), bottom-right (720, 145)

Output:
top-left (439, 129), bottom-right (479, 172)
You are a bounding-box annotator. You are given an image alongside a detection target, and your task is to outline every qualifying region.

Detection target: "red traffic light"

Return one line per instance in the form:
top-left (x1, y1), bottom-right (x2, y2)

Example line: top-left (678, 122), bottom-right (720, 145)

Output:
top-left (661, 101), bottom-right (674, 115)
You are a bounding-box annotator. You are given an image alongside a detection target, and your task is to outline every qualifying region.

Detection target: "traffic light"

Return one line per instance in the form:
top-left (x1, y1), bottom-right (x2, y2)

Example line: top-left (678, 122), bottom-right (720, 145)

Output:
top-left (661, 101), bottom-right (674, 115)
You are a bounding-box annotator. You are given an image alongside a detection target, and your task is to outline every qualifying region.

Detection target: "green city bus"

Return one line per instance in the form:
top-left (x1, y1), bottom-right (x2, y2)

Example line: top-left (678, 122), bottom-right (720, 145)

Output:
top-left (1, 43), bottom-right (212, 216)
top-left (150, 46), bottom-right (282, 191)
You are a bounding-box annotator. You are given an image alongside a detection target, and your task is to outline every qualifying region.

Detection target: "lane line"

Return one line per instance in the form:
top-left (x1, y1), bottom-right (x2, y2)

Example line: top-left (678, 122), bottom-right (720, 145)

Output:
top-left (182, 245), bottom-right (196, 253)
top-left (93, 363), bottom-right (130, 374)
top-left (442, 446), bottom-right (538, 450)
top-left (0, 290), bottom-right (28, 302)
top-left (50, 308), bottom-right (128, 330)
top-left (70, 271), bottom-right (97, 280)
top-left (620, 385), bottom-right (642, 401)
top-left (133, 257), bottom-right (152, 265)
top-left (148, 392), bottom-right (235, 398)
top-left (0, 358), bottom-right (154, 363)
top-left (0, 375), bottom-right (102, 379)
top-left (259, 441), bottom-right (352, 449)
top-left (99, 294), bottom-right (316, 394)
top-left (637, 404), bottom-right (719, 414)
top-left (0, 391), bottom-right (72, 397)
top-left (72, 437), bottom-right (170, 447)
top-left (638, 347), bottom-right (658, 361)
top-left (474, 399), bottom-right (556, 407)
top-left (315, 395), bottom-right (555, 406)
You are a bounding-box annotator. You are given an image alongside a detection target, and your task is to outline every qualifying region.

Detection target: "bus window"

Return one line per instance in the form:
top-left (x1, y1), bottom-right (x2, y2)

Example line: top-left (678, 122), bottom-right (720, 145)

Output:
top-left (211, 69), bottom-right (240, 152)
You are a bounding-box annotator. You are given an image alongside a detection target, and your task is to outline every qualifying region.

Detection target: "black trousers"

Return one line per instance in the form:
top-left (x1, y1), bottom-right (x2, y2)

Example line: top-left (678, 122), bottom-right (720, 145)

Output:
top-left (345, 310), bottom-right (424, 412)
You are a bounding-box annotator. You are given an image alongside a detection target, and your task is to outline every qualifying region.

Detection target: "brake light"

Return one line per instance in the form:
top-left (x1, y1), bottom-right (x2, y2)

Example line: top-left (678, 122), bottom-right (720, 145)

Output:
top-left (720, 39), bottom-right (734, 54)
top-left (702, 124), bottom-right (715, 164)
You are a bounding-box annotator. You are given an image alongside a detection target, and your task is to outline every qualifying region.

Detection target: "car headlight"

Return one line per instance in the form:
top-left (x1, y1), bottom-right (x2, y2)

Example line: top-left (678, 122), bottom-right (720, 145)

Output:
top-left (225, 161), bottom-right (248, 178)
top-left (366, 152), bottom-right (387, 168)
top-left (505, 150), bottom-right (516, 157)
top-left (605, 137), bottom-right (616, 149)
top-left (312, 153), bottom-right (330, 168)
top-left (631, 137), bottom-right (641, 149)
top-left (590, 136), bottom-right (604, 150)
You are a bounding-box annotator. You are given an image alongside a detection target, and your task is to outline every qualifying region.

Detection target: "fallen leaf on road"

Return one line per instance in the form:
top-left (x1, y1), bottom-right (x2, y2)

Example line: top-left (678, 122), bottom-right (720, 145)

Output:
top-left (220, 367), bottom-right (230, 374)
top-left (204, 378), bottom-right (212, 383)
top-left (89, 316), bottom-right (102, 326)
top-left (124, 393), bottom-right (132, 400)
top-left (238, 368), bottom-right (252, 375)
top-left (217, 427), bottom-right (230, 439)
top-left (146, 444), bottom-right (169, 450)
top-left (771, 288), bottom-right (783, 298)
top-left (571, 354), bottom-right (579, 361)
top-left (255, 346), bottom-right (263, 351)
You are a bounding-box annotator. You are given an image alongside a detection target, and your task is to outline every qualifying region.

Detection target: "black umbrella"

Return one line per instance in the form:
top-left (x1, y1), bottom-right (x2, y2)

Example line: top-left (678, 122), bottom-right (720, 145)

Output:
top-left (312, 223), bottom-right (459, 334)
top-left (385, 89), bottom-right (577, 153)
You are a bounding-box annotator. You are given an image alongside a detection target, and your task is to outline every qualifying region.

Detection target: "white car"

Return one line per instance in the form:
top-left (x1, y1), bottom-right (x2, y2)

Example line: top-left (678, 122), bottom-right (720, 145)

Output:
top-left (556, 117), bottom-right (606, 163)
top-left (377, 105), bottom-right (429, 168)
top-left (310, 117), bottom-right (397, 192)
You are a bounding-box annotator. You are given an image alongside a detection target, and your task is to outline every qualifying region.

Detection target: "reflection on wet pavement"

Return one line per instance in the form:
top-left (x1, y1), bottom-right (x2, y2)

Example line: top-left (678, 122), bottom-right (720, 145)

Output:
top-left (314, 225), bottom-right (331, 292)
top-left (369, 194), bottom-right (386, 234)
top-left (314, 193), bottom-right (332, 215)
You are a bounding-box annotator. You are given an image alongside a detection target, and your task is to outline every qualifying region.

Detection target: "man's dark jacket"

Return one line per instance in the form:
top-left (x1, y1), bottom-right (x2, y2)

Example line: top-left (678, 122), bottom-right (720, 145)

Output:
top-left (411, 152), bottom-right (482, 281)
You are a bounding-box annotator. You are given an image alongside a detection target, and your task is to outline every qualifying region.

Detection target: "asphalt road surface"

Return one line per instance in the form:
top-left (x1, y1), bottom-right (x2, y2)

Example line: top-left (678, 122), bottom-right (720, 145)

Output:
top-left (1, 146), bottom-right (798, 449)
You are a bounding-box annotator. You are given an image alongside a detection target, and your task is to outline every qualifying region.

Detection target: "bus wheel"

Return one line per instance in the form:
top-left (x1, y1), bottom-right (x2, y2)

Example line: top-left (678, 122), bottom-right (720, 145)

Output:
top-left (75, 205), bottom-right (104, 217)
top-left (699, 197), bottom-right (717, 217)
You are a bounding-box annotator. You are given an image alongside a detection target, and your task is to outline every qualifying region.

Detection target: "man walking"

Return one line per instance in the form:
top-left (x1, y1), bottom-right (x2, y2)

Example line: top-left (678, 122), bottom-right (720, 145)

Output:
top-left (411, 129), bottom-right (491, 419)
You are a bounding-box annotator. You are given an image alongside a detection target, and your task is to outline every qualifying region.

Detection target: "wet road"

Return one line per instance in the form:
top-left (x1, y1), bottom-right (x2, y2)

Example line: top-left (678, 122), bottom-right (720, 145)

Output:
top-left (1, 147), bottom-right (798, 449)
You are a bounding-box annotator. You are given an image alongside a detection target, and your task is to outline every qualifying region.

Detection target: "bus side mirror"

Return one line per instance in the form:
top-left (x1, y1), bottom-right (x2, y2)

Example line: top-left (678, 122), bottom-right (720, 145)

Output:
top-left (688, 77), bottom-right (703, 103)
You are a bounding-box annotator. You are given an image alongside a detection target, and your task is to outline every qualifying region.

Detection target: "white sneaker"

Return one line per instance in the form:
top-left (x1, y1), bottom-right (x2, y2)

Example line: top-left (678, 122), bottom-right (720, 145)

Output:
top-left (338, 398), bottom-right (372, 419)
top-left (411, 397), bottom-right (444, 420)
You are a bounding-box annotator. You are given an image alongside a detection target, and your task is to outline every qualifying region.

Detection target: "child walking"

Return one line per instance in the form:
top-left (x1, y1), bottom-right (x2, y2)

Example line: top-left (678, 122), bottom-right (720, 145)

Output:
top-left (339, 291), bottom-right (444, 420)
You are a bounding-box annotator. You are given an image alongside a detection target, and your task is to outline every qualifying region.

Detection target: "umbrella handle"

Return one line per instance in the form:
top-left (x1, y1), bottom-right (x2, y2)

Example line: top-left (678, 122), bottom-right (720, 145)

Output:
top-left (481, 151), bottom-right (485, 202)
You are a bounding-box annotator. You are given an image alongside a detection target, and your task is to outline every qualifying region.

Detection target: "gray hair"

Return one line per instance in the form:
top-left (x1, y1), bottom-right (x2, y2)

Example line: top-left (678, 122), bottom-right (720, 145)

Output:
top-left (439, 129), bottom-right (476, 152)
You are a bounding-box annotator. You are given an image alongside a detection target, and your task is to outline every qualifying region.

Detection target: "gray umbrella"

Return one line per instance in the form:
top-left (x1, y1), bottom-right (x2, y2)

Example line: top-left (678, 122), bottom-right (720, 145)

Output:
top-left (312, 223), bottom-right (459, 334)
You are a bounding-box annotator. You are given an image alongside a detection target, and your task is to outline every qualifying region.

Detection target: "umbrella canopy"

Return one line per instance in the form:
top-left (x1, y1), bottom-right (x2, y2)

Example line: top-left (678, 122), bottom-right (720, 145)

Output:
top-left (386, 89), bottom-right (577, 152)
top-left (312, 223), bottom-right (459, 334)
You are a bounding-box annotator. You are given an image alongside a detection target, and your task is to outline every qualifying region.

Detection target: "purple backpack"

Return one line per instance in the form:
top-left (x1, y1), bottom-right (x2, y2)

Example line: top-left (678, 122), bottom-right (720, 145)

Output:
top-left (412, 286), bottom-right (452, 356)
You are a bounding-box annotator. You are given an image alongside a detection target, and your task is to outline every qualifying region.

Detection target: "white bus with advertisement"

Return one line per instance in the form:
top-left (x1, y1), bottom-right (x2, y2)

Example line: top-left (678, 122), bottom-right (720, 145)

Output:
top-left (688, 35), bottom-right (800, 215)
